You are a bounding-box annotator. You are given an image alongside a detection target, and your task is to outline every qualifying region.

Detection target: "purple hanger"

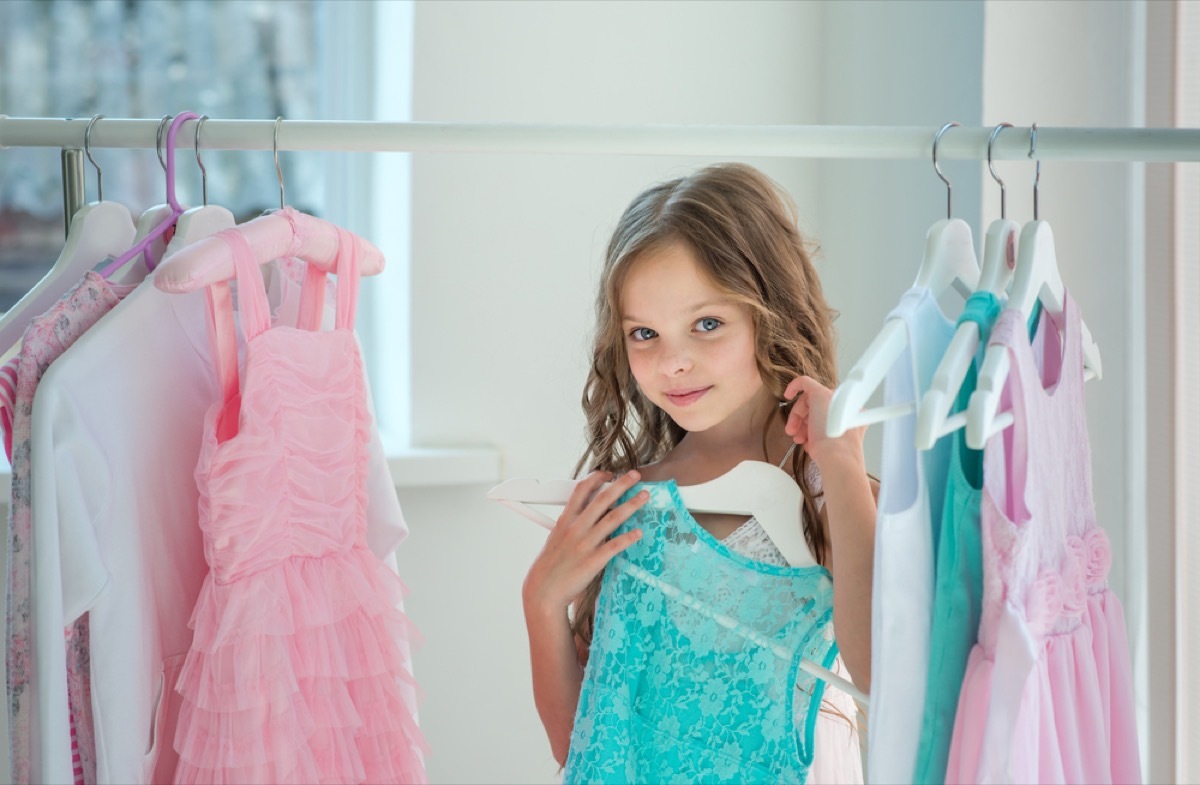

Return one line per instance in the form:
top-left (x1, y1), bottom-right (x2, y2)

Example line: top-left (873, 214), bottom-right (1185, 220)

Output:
top-left (99, 110), bottom-right (199, 279)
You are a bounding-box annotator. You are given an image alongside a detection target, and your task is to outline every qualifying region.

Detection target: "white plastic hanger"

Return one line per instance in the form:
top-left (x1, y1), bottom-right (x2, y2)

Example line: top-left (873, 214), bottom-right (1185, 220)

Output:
top-left (162, 116), bottom-right (237, 257)
top-left (965, 125), bottom-right (1102, 450)
top-left (0, 115), bottom-right (137, 356)
top-left (487, 458), bottom-right (870, 708)
top-left (108, 204), bottom-right (174, 288)
top-left (154, 118), bottom-right (384, 294)
top-left (826, 122), bottom-right (980, 438)
top-left (488, 457), bottom-right (816, 568)
top-left (916, 123), bottom-right (1020, 449)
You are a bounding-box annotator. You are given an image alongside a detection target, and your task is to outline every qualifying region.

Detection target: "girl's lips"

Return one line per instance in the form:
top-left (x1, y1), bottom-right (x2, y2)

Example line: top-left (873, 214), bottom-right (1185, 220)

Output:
top-left (664, 386), bottom-right (711, 406)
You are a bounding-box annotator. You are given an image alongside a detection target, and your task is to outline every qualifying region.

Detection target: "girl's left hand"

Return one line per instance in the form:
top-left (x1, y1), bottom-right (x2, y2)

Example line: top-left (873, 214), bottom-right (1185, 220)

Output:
top-left (783, 375), bottom-right (866, 470)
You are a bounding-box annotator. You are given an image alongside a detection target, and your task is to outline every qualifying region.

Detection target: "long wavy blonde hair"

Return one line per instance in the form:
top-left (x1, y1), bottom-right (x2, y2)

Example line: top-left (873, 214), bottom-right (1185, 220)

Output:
top-left (571, 163), bottom-right (840, 646)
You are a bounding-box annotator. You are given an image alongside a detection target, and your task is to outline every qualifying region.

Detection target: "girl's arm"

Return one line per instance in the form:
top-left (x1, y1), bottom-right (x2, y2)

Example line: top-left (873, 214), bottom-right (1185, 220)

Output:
top-left (521, 469), bottom-right (648, 765)
top-left (522, 593), bottom-right (585, 765)
top-left (784, 375), bottom-right (877, 692)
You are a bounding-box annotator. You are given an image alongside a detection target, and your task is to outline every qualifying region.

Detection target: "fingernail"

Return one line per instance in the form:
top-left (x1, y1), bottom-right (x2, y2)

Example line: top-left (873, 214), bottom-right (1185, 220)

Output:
top-left (628, 470), bottom-right (641, 481)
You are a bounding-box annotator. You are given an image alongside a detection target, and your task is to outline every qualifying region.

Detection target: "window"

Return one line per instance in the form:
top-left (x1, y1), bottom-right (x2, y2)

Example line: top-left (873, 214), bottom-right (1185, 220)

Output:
top-left (0, 0), bottom-right (334, 311)
top-left (0, 0), bottom-right (492, 481)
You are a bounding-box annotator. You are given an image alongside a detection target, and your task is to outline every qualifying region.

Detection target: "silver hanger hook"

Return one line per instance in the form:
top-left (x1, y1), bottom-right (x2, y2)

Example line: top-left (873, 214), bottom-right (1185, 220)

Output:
top-left (1028, 123), bottom-right (1041, 221)
top-left (273, 116), bottom-right (285, 210)
top-left (84, 114), bottom-right (105, 202)
top-left (987, 122), bottom-right (1013, 219)
top-left (932, 121), bottom-right (960, 220)
top-left (155, 114), bottom-right (173, 172)
top-left (194, 114), bottom-right (210, 206)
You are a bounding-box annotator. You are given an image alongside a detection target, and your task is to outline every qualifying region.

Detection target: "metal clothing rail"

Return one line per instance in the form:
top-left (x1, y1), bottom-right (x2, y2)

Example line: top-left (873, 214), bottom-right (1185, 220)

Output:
top-left (2, 116), bottom-right (1200, 162)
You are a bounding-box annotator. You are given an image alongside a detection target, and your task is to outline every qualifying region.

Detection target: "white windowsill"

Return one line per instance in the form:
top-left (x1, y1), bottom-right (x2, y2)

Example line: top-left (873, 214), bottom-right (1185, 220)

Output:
top-left (385, 445), bottom-right (502, 487)
top-left (0, 445), bottom-right (502, 502)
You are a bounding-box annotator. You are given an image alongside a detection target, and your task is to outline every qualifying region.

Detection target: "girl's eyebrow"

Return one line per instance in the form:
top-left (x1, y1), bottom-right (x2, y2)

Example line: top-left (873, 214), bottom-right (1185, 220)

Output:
top-left (621, 299), bottom-right (737, 324)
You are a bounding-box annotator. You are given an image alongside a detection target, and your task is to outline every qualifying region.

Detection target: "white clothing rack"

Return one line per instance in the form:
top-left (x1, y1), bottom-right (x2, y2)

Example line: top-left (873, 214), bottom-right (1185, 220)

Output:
top-left (2, 116), bottom-right (1199, 162)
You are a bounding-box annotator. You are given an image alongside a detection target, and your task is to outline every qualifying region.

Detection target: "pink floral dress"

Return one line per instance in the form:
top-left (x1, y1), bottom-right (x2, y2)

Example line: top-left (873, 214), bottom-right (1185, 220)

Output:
top-left (945, 293), bottom-right (1141, 784)
top-left (5, 272), bottom-right (134, 785)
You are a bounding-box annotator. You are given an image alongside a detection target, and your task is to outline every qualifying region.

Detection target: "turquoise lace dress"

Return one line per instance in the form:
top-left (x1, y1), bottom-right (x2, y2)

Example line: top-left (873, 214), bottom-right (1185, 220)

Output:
top-left (563, 481), bottom-right (837, 785)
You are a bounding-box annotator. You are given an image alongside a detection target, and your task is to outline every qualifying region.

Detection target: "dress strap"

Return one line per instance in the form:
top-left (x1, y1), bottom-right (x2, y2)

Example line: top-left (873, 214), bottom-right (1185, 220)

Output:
top-left (1058, 290), bottom-right (1083, 403)
top-left (984, 309), bottom-right (1033, 519)
top-left (223, 228), bottom-right (273, 342)
top-left (296, 261), bottom-right (328, 332)
top-left (956, 290), bottom-right (1002, 341)
top-left (203, 229), bottom-right (273, 407)
top-left (333, 226), bottom-right (361, 330)
top-left (203, 282), bottom-right (239, 408)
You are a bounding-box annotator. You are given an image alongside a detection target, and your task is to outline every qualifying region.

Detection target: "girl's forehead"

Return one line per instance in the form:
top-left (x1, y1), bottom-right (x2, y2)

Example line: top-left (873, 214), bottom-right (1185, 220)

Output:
top-left (619, 262), bottom-right (742, 324)
top-left (620, 244), bottom-right (723, 297)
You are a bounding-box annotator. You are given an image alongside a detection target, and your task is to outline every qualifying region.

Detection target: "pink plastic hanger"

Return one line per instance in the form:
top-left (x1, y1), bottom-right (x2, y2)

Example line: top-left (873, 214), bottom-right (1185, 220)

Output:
top-left (98, 110), bottom-right (199, 279)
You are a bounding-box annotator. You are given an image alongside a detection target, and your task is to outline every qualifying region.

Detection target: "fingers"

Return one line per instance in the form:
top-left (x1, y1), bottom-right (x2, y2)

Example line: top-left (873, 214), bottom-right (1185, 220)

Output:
top-left (560, 468), bottom-right (645, 532)
top-left (784, 376), bottom-right (807, 400)
top-left (594, 528), bottom-right (644, 566)
top-left (591, 487), bottom-right (649, 542)
top-left (785, 390), bottom-right (810, 439)
top-left (563, 469), bottom-right (613, 519)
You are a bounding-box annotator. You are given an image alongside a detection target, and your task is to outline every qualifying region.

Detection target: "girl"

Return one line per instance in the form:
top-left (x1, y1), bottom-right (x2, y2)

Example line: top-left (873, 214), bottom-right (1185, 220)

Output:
top-left (522, 163), bottom-right (877, 783)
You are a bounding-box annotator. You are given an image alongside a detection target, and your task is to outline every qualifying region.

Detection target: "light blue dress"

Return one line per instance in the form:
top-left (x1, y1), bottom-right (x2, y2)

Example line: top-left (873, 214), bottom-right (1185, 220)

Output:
top-left (564, 481), bottom-right (837, 785)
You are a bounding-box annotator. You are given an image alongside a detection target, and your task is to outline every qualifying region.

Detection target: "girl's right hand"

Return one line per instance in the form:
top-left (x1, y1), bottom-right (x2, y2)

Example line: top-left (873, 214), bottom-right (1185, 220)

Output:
top-left (522, 469), bottom-right (649, 613)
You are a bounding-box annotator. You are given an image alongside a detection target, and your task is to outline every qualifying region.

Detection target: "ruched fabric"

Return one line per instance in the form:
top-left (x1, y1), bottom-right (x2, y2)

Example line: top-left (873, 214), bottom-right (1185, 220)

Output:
top-left (173, 227), bottom-right (427, 784)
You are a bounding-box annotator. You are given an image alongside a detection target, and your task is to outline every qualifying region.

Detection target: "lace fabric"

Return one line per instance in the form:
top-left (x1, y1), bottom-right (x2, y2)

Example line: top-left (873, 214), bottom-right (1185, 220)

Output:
top-left (720, 516), bottom-right (789, 566)
top-left (565, 481), bottom-right (836, 785)
top-left (722, 518), bottom-right (864, 785)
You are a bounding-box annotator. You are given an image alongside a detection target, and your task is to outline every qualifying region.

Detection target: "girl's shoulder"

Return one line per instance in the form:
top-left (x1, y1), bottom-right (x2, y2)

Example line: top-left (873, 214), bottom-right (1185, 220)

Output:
top-left (634, 458), bottom-right (674, 484)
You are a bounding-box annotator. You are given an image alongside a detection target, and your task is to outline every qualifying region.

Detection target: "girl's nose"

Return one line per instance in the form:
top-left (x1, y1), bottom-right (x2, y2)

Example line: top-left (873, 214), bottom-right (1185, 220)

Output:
top-left (658, 347), bottom-right (692, 376)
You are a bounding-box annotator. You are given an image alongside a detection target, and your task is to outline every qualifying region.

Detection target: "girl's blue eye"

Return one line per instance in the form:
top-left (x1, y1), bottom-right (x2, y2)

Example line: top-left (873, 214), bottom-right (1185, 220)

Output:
top-left (696, 317), bottom-right (722, 333)
top-left (630, 327), bottom-right (657, 342)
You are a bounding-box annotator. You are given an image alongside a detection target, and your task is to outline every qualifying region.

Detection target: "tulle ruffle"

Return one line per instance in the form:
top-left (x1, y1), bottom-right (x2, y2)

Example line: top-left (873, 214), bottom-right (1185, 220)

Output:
top-left (173, 549), bottom-right (427, 784)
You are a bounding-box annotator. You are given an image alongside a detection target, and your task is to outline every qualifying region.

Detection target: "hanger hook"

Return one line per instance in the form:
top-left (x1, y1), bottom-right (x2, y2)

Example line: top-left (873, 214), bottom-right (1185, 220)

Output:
top-left (194, 114), bottom-right (210, 207)
top-left (155, 114), bottom-right (173, 172)
top-left (987, 122), bottom-right (1013, 220)
top-left (1028, 122), bottom-right (1041, 221)
top-left (273, 116), bottom-right (285, 210)
top-left (84, 114), bottom-right (105, 202)
top-left (932, 121), bottom-right (960, 220)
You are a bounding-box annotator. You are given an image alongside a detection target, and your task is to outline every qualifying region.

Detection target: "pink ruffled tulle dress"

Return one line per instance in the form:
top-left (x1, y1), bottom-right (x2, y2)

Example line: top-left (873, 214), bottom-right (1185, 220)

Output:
top-left (944, 293), bottom-right (1140, 785)
top-left (172, 227), bottom-right (428, 784)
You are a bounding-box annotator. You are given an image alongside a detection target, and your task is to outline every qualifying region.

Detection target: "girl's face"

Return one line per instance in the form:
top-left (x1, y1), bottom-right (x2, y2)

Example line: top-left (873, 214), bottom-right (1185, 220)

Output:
top-left (620, 242), bottom-right (769, 435)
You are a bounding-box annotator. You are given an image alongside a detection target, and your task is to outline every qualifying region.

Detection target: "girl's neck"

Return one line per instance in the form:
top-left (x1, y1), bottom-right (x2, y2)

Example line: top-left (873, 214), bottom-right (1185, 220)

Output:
top-left (648, 395), bottom-right (794, 485)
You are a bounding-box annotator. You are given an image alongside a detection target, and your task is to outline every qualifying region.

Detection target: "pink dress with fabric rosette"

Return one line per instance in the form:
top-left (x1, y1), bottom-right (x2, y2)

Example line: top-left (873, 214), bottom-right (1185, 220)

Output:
top-left (944, 293), bottom-right (1140, 785)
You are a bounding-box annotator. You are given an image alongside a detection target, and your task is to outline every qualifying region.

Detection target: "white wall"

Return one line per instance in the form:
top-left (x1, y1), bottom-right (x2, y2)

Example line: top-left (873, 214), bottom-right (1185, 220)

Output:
top-left (387, 2), bottom-right (1148, 783)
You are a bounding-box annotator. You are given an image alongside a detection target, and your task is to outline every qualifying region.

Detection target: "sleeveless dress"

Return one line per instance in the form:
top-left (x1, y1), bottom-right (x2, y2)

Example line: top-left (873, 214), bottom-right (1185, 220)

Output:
top-left (913, 294), bottom-right (1041, 784)
top-left (172, 228), bottom-right (427, 784)
top-left (869, 287), bottom-right (955, 784)
top-left (564, 480), bottom-right (837, 785)
top-left (944, 293), bottom-right (1140, 784)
